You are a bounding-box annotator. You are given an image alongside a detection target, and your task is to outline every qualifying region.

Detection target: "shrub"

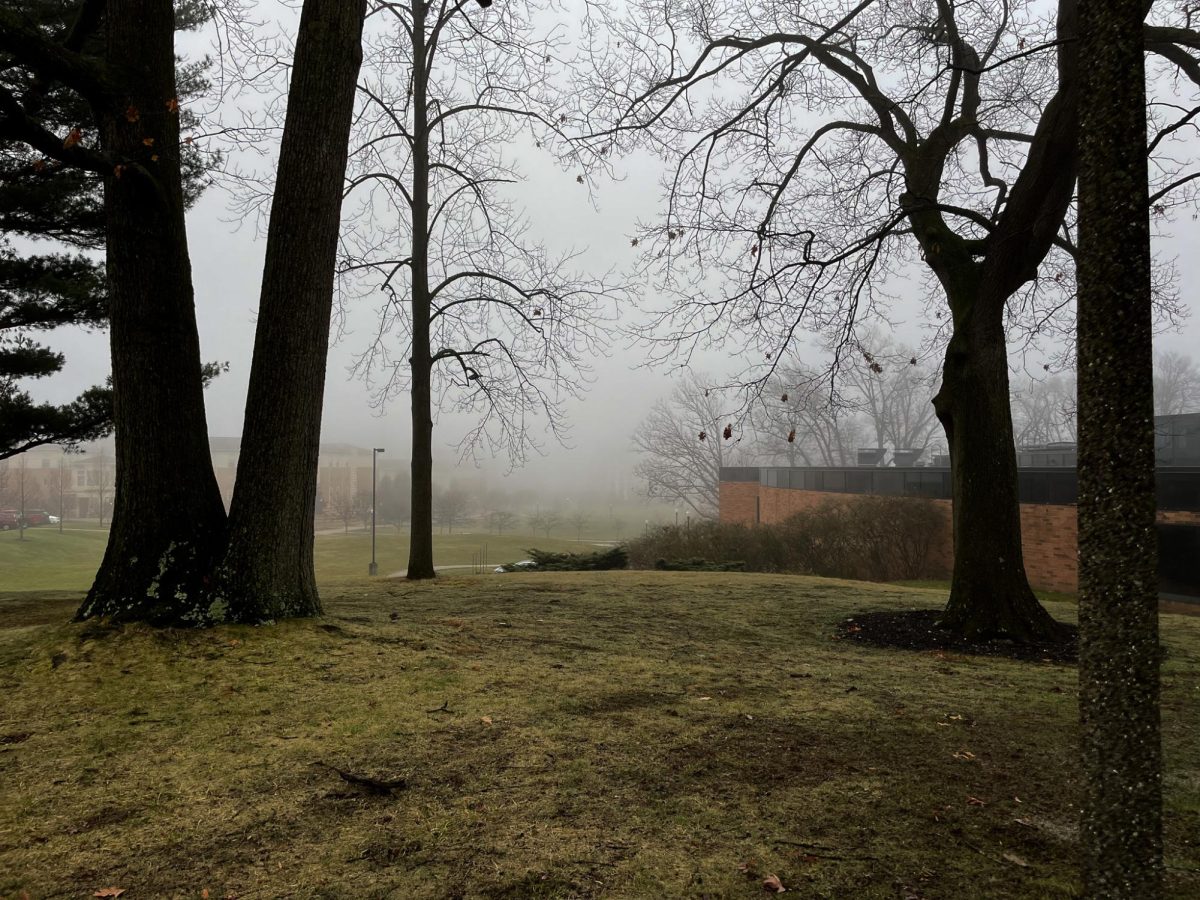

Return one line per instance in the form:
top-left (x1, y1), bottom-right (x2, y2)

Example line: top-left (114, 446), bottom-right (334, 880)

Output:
top-left (625, 496), bottom-right (947, 582)
top-left (523, 546), bottom-right (629, 571)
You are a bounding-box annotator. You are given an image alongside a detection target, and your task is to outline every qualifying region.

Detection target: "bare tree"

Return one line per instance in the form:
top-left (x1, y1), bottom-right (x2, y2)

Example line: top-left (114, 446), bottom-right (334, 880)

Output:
top-left (1011, 373), bottom-right (1077, 445)
top-left (751, 340), bottom-right (942, 466)
top-left (749, 363), bottom-right (868, 467)
top-left (577, 0), bottom-right (1198, 640)
top-left (567, 510), bottom-right (590, 540)
top-left (324, 482), bottom-right (362, 534)
top-left (488, 509), bottom-right (518, 534)
top-left (434, 487), bottom-right (472, 535)
top-left (632, 372), bottom-right (747, 518)
top-left (339, 0), bottom-right (629, 580)
top-left (527, 508), bottom-right (562, 537)
top-left (842, 337), bottom-right (943, 461)
top-left (1153, 350), bottom-right (1200, 416)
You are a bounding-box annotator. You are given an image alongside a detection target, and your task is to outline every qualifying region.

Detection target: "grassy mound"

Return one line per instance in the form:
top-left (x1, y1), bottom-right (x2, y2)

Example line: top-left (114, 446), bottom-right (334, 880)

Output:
top-left (1, 572), bottom-right (1197, 898)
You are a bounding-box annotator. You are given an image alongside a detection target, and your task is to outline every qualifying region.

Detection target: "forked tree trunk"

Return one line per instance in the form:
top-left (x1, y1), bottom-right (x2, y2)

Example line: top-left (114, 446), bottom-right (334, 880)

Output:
top-left (76, 0), bottom-right (227, 625)
top-left (406, 0), bottom-right (436, 580)
top-left (1077, 0), bottom-right (1162, 893)
top-left (214, 0), bottom-right (368, 621)
top-left (933, 294), bottom-right (1065, 642)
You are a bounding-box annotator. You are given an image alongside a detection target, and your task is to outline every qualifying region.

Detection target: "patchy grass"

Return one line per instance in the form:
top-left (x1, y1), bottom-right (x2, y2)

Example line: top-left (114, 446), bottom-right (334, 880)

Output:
top-left (0, 528), bottom-right (595, 592)
top-left (0, 572), bottom-right (1197, 899)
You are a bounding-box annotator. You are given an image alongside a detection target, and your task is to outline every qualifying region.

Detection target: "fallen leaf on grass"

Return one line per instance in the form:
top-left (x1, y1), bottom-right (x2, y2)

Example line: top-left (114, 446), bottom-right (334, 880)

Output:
top-left (737, 860), bottom-right (757, 875)
top-left (1001, 851), bottom-right (1029, 868)
top-left (481, 716), bottom-right (493, 726)
top-left (697, 696), bottom-right (712, 701)
top-left (762, 873), bottom-right (786, 893)
top-left (952, 750), bottom-right (976, 761)
top-left (94, 889), bottom-right (125, 898)
top-left (966, 796), bottom-right (986, 806)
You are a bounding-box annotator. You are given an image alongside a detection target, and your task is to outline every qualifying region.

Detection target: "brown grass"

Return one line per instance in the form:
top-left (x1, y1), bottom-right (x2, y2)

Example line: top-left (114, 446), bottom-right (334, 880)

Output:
top-left (1, 571), bottom-right (1197, 899)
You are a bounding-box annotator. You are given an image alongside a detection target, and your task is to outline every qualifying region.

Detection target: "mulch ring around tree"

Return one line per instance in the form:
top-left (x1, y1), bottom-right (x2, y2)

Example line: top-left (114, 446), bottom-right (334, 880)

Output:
top-left (837, 609), bottom-right (1079, 664)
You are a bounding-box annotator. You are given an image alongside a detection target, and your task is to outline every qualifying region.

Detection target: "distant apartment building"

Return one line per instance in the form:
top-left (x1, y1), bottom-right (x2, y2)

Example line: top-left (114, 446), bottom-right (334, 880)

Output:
top-left (0, 438), bottom-right (388, 523)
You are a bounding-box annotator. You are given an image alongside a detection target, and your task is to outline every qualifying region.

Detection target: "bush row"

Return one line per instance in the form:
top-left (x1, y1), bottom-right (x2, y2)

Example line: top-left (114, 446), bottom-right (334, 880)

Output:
top-left (625, 495), bottom-right (949, 582)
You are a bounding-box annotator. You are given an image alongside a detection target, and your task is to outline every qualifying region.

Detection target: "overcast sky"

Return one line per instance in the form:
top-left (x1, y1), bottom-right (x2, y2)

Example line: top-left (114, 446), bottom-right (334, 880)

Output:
top-left (23, 3), bottom-right (1200, 492)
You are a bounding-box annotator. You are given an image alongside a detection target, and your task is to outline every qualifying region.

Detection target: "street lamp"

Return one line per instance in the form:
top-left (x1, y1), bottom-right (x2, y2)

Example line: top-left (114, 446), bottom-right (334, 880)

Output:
top-left (369, 448), bottom-right (385, 576)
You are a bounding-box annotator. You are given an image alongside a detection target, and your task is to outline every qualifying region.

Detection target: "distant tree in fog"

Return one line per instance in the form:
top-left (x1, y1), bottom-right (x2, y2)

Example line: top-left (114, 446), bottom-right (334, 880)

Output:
top-left (568, 511), bottom-right (590, 541)
top-left (434, 488), bottom-right (472, 535)
top-left (750, 339), bottom-right (942, 466)
top-left (632, 372), bottom-right (745, 519)
top-left (1154, 351), bottom-right (1200, 417)
top-left (1011, 374), bottom-right (1077, 446)
top-left (488, 510), bottom-right (519, 535)
top-left (527, 508), bottom-right (562, 537)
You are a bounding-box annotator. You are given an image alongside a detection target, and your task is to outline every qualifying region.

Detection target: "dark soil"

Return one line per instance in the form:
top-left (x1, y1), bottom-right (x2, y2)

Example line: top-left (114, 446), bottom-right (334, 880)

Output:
top-left (837, 608), bottom-right (1079, 664)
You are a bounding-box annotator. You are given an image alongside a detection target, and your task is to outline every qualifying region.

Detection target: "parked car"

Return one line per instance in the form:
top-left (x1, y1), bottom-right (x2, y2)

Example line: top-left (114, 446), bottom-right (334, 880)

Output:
top-left (0, 509), bottom-right (18, 530)
top-left (493, 560), bottom-right (536, 573)
top-left (21, 510), bottom-right (50, 527)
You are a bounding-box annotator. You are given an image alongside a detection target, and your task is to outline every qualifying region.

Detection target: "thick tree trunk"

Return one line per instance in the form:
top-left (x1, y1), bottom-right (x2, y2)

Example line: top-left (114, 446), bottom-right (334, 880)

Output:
top-left (1076, 0), bottom-right (1162, 894)
top-left (76, 0), bottom-right (227, 625)
top-left (933, 296), bottom-right (1065, 642)
top-left (214, 0), bottom-right (367, 621)
top-left (406, 0), bottom-right (436, 581)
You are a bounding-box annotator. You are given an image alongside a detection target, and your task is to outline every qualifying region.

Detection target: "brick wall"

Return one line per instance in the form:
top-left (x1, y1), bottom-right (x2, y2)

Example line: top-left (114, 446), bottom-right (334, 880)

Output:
top-left (719, 478), bottom-right (1199, 594)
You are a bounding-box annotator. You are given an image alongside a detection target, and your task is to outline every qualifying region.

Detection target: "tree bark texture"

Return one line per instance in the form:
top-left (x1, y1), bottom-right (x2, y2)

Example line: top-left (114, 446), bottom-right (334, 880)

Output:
top-left (926, 0), bottom-right (1079, 642)
top-left (215, 0), bottom-right (368, 621)
top-left (406, 0), bottom-right (436, 580)
top-left (76, 0), bottom-right (227, 624)
top-left (933, 291), bottom-right (1065, 641)
top-left (1076, 0), bottom-right (1163, 895)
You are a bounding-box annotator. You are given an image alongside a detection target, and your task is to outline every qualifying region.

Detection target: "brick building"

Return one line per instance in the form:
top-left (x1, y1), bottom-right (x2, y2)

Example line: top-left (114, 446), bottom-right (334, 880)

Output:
top-left (720, 465), bottom-right (1200, 599)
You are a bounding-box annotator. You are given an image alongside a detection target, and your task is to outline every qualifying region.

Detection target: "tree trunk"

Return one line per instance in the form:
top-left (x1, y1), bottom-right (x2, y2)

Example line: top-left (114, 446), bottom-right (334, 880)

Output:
top-left (1076, 0), bottom-right (1162, 894)
top-left (76, 0), bottom-right (227, 625)
top-left (406, 0), bottom-right (436, 580)
top-left (933, 294), bottom-right (1065, 642)
top-left (214, 0), bottom-right (367, 622)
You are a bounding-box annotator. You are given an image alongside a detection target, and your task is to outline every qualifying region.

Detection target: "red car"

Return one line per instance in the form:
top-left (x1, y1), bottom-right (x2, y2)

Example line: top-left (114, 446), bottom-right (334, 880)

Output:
top-left (0, 509), bottom-right (19, 530)
top-left (22, 510), bottom-right (51, 527)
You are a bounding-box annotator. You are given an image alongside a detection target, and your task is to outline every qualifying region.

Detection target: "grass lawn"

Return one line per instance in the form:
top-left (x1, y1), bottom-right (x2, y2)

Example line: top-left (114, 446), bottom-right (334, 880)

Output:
top-left (0, 527), bottom-right (595, 592)
top-left (0, 572), bottom-right (1197, 898)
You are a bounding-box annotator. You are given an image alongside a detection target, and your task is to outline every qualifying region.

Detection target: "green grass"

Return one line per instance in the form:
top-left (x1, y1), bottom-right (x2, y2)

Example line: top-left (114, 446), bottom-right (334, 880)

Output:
top-left (0, 572), bottom-right (1197, 898)
top-left (0, 527), bottom-right (598, 591)
top-left (0, 527), bottom-right (111, 591)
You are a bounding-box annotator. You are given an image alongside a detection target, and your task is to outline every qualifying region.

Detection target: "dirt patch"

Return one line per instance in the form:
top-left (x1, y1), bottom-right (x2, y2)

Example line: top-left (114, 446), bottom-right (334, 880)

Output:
top-left (837, 609), bottom-right (1079, 663)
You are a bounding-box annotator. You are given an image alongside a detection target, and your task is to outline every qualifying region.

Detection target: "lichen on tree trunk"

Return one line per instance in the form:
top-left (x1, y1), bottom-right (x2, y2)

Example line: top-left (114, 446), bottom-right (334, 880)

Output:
top-left (1076, 0), bottom-right (1163, 894)
top-left (75, 0), bottom-right (227, 626)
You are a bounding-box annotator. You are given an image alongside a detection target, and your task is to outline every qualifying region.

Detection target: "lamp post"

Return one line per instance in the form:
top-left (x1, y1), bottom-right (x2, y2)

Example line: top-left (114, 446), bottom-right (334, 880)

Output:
top-left (369, 447), bottom-right (385, 576)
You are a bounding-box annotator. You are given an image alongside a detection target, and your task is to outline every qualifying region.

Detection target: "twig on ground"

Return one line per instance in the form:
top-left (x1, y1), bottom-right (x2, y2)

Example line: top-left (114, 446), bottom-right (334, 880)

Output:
top-left (310, 761), bottom-right (407, 795)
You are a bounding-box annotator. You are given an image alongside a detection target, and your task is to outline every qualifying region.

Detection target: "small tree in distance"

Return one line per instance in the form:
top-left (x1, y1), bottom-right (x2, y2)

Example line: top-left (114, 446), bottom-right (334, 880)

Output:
top-left (568, 511), bottom-right (590, 541)
top-left (527, 509), bottom-right (562, 538)
top-left (489, 510), bottom-right (518, 535)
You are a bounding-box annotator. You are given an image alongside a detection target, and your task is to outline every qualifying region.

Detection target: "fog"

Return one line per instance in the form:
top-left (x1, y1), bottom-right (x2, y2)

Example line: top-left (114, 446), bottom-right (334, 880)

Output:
top-left (19, 3), bottom-right (1200, 507)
